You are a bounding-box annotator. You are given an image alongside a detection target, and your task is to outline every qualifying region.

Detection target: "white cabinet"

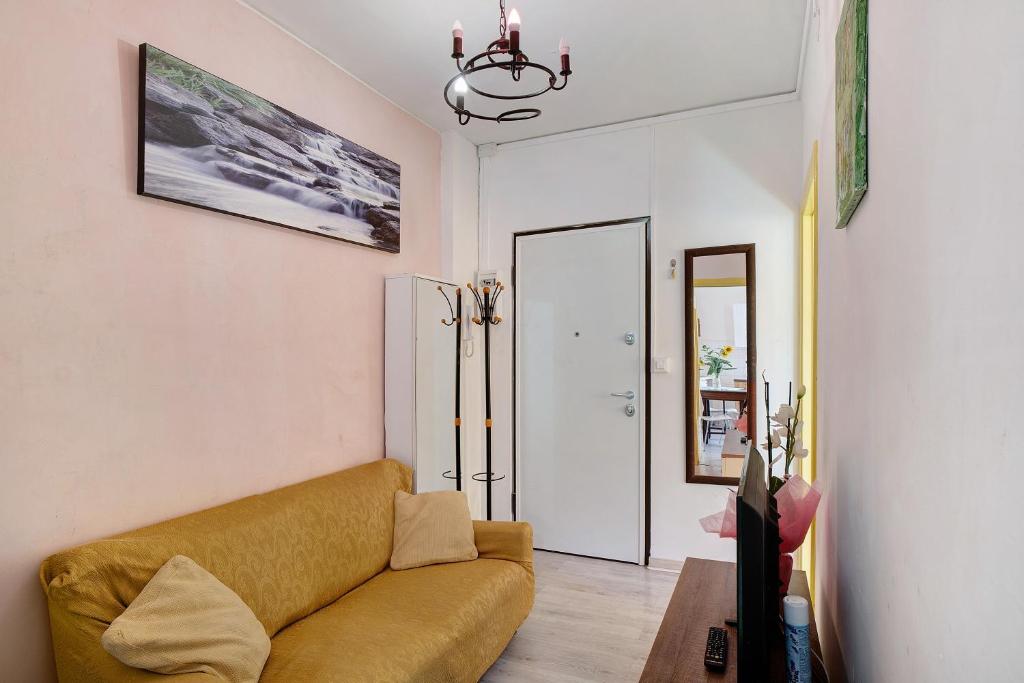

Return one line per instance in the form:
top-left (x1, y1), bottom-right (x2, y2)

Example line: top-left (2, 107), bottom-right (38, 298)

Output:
top-left (384, 274), bottom-right (460, 493)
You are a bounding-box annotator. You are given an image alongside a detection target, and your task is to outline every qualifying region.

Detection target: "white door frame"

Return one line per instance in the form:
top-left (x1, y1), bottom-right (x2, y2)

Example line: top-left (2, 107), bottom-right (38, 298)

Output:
top-left (511, 217), bottom-right (651, 564)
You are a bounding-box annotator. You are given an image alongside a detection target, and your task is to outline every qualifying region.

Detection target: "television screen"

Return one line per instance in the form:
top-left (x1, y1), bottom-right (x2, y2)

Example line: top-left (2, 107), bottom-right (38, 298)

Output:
top-left (736, 445), bottom-right (783, 682)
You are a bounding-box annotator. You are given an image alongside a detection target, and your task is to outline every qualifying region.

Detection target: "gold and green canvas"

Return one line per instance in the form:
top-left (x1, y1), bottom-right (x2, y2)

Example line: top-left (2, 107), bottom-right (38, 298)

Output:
top-left (835, 0), bottom-right (868, 228)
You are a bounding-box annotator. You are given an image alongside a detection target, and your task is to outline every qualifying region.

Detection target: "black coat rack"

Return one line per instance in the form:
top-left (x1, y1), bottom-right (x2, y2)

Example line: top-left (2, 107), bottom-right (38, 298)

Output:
top-left (468, 281), bottom-right (505, 520)
top-left (438, 286), bottom-right (463, 491)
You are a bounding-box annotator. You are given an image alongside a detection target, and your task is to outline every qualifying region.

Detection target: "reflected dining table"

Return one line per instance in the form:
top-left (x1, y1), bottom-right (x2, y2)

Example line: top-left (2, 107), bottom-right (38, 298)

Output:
top-left (700, 386), bottom-right (749, 441)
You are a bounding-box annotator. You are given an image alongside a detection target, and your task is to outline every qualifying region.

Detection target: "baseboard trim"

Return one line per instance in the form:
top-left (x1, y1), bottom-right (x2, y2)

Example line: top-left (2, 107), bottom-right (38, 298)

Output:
top-left (647, 557), bottom-right (683, 574)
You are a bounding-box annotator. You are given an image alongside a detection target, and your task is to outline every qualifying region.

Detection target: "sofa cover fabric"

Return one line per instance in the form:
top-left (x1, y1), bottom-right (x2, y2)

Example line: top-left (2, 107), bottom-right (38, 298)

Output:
top-left (40, 459), bottom-right (534, 683)
top-left (261, 558), bottom-right (532, 681)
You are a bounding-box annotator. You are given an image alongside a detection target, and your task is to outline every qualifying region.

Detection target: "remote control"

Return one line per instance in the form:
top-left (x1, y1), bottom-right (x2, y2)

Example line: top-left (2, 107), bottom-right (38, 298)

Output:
top-left (704, 626), bottom-right (728, 671)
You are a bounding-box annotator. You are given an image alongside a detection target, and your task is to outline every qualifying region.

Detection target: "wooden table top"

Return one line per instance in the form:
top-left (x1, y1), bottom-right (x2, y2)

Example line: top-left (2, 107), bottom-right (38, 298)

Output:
top-left (720, 429), bottom-right (748, 459)
top-left (700, 387), bottom-right (749, 401)
top-left (640, 558), bottom-right (826, 682)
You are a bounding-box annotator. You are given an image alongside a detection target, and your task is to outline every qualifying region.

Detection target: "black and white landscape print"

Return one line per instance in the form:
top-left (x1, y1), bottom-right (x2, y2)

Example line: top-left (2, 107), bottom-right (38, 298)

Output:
top-left (138, 44), bottom-right (401, 252)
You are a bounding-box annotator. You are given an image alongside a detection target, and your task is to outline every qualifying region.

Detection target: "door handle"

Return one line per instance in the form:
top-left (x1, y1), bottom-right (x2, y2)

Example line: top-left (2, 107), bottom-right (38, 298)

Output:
top-left (610, 390), bottom-right (636, 400)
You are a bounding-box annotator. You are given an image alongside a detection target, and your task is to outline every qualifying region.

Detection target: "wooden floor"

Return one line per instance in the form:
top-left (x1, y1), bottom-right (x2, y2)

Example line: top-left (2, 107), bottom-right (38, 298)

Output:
top-left (482, 550), bottom-right (678, 682)
top-left (696, 431), bottom-right (725, 477)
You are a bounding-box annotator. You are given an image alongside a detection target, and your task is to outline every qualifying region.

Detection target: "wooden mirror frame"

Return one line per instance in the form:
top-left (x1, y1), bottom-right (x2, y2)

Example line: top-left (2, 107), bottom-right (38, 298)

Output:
top-left (684, 243), bottom-right (757, 485)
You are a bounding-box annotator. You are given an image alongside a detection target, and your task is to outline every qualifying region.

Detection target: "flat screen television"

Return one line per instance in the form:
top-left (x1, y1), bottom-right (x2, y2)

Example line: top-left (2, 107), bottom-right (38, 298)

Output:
top-left (736, 444), bottom-right (783, 682)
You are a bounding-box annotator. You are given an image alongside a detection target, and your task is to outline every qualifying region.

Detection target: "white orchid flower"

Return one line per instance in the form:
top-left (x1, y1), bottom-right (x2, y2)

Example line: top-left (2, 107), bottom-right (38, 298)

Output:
top-left (770, 451), bottom-right (784, 466)
top-left (770, 404), bottom-right (795, 425)
top-left (791, 440), bottom-right (809, 459)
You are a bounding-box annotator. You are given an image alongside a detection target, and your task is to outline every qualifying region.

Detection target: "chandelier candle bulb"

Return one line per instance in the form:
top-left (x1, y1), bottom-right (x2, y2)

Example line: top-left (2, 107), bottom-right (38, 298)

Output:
top-left (508, 8), bottom-right (521, 53)
top-left (452, 20), bottom-right (464, 58)
top-left (559, 38), bottom-right (571, 74)
top-left (454, 76), bottom-right (468, 111)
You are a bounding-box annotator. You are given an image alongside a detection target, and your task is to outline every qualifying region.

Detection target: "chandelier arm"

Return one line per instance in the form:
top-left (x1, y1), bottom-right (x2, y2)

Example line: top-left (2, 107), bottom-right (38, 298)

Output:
top-left (448, 60), bottom-right (557, 101)
top-left (448, 105), bottom-right (542, 124)
top-left (549, 74), bottom-right (571, 91)
top-left (470, 45), bottom-right (525, 71)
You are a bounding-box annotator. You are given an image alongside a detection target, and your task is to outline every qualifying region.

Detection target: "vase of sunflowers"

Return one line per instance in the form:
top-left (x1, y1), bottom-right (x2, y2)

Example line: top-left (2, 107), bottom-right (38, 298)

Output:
top-left (700, 344), bottom-right (734, 388)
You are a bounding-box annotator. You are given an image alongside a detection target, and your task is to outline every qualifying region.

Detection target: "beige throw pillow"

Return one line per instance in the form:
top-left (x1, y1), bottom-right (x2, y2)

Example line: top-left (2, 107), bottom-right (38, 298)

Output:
top-left (390, 490), bottom-right (479, 570)
top-left (101, 555), bottom-right (270, 683)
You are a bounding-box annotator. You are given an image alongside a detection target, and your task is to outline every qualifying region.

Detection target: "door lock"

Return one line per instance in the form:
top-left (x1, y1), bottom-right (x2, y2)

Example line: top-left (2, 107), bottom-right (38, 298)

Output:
top-left (624, 332), bottom-right (636, 345)
top-left (624, 404), bottom-right (636, 417)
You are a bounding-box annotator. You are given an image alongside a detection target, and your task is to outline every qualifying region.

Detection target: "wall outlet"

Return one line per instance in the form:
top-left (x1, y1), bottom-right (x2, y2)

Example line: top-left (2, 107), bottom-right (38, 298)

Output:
top-left (652, 356), bottom-right (671, 374)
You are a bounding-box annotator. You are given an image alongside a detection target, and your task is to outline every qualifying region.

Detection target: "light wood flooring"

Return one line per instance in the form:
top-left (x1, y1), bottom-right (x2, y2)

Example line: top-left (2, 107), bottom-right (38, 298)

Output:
top-left (696, 430), bottom-right (726, 477)
top-left (481, 550), bottom-right (678, 682)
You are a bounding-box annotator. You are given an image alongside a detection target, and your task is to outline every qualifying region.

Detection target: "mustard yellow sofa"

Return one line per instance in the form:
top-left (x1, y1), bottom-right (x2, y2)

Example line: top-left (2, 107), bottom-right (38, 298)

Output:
top-left (40, 459), bottom-right (534, 682)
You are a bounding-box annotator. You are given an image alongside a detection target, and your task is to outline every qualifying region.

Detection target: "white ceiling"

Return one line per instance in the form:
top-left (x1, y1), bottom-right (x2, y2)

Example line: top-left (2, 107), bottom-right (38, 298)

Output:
top-left (243, 0), bottom-right (808, 145)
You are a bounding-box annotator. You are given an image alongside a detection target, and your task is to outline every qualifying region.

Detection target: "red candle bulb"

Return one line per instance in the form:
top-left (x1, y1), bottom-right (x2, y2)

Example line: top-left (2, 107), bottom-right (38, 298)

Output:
top-left (452, 20), bottom-right (464, 58)
top-left (508, 8), bottom-right (521, 54)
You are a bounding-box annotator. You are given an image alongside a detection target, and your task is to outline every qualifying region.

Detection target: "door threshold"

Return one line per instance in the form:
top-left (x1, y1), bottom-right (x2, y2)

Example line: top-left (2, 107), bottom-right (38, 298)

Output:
top-left (534, 547), bottom-right (643, 566)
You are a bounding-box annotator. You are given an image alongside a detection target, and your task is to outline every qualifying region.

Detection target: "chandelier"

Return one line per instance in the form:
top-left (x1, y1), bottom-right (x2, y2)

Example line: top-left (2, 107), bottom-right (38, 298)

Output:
top-left (444, 0), bottom-right (572, 125)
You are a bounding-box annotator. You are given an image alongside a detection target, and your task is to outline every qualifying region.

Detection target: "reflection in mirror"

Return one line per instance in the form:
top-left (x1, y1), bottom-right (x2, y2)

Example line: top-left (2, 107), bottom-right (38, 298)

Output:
top-left (684, 245), bottom-right (756, 484)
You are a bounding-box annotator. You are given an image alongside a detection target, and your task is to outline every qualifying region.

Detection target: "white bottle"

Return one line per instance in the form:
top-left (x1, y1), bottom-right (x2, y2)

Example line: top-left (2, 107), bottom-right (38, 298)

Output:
top-left (783, 595), bottom-right (811, 683)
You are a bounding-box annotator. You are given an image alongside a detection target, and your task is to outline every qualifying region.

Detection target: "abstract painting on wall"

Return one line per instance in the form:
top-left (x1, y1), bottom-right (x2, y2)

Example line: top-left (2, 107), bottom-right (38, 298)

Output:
top-left (137, 44), bottom-right (401, 252)
top-left (835, 0), bottom-right (868, 228)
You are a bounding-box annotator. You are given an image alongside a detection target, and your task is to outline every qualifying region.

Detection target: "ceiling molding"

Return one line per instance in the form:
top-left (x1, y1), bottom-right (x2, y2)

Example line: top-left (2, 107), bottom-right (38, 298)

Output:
top-left (491, 91), bottom-right (801, 153)
top-left (795, 0), bottom-right (814, 96)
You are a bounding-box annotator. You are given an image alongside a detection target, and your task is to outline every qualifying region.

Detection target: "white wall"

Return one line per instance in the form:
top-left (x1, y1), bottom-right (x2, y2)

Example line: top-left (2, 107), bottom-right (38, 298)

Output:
top-left (479, 100), bottom-right (803, 561)
top-left (802, 1), bottom-right (1024, 681)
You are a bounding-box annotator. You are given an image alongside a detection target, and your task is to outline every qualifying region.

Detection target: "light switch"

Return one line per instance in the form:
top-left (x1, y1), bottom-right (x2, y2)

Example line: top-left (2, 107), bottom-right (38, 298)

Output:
top-left (652, 357), bottom-right (671, 374)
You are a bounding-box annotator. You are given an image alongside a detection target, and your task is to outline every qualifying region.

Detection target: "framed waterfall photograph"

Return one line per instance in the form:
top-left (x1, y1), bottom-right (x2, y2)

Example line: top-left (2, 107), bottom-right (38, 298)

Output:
top-left (835, 0), bottom-right (868, 228)
top-left (137, 44), bottom-right (401, 253)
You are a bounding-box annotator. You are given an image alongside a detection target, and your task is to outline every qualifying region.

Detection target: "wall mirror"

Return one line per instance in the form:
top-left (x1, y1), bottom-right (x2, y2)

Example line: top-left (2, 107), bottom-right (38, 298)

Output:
top-left (684, 244), bottom-right (756, 485)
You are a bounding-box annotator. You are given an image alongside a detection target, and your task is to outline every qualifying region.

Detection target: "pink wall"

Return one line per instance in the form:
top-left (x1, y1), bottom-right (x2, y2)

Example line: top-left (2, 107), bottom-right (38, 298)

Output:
top-left (0, 1), bottom-right (440, 679)
top-left (802, 2), bottom-right (1024, 681)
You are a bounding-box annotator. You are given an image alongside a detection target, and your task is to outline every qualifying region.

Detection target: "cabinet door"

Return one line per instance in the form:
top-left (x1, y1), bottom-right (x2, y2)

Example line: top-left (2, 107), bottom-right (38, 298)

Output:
top-left (414, 278), bottom-right (458, 492)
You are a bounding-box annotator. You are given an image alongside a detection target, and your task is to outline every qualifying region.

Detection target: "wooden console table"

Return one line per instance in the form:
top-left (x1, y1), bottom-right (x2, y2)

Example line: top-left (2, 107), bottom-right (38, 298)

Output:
top-left (640, 558), bottom-right (827, 682)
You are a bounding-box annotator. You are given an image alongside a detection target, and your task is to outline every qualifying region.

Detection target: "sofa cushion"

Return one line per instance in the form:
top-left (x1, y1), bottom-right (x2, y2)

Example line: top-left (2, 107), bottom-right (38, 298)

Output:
top-left (41, 459), bottom-right (412, 642)
top-left (101, 555), bottom-right (270, 682)
top-left (390, 490), bottom-right (478, 570)
top-left (260, 559), bottom-right (535, 683)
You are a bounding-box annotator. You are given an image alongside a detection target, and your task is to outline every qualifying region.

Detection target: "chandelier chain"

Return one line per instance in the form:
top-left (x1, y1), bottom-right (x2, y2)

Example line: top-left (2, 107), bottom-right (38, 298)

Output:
top-left (498, 0), bottom-right (507, 37)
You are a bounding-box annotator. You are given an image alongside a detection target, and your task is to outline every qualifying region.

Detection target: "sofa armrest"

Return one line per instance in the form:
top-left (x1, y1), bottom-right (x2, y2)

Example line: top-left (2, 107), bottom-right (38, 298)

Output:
top-left (473, 520), bottom-right (533, 574)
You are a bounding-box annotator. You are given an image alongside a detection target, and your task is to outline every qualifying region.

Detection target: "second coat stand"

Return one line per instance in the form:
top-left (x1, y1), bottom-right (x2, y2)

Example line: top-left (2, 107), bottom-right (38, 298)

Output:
top-left (468, 281), bottom-right (505, 520)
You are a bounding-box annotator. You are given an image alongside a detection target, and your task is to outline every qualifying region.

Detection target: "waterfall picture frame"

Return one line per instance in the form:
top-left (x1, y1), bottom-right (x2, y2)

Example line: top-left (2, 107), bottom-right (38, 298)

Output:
top-left (137, 44), bottom-right (401, 253)
top-left (835, 0), bottom-right (868, 228)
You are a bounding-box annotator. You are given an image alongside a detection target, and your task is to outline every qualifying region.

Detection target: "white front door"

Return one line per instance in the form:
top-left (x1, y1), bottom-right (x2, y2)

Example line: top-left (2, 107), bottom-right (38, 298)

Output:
top-left (515, 221), bottom-right (647, 564)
